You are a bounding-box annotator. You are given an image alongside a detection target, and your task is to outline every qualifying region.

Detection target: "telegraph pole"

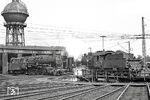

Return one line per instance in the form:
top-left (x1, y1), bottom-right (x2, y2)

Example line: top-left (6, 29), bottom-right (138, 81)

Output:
top-left (100, 36), bottom-right (106, 51)
top-left (142, 17), bottom-right (146, 68)
top-left (88, 47), bottom-right (92, 53)
top-left (127, 41), bottom-right (131, 60)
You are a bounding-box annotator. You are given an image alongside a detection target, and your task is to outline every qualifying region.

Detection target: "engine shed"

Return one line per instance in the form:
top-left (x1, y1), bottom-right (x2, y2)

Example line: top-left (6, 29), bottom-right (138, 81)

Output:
top-left (0, 0), bottom-right (71, 74)
top-left (0, 45), bottom-right (67, 74)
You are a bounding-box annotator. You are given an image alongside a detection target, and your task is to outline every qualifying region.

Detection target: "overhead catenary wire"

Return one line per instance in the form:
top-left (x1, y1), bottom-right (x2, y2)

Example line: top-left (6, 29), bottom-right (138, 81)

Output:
top-left (0, 22), bottom-right (142, 40)
top-left (0, 24), bottom-right (146, 40)
top-left (105, 39), bottom-right (138, 52)
top-left (0, 21), bottom-right (149, 56)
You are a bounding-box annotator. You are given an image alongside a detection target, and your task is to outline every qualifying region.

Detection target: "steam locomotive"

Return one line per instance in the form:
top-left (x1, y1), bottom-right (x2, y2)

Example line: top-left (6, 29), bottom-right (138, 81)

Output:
top-left (8, 55), bottom-right (67, 75)
top-left (79, 51), bottom-right (143, 81)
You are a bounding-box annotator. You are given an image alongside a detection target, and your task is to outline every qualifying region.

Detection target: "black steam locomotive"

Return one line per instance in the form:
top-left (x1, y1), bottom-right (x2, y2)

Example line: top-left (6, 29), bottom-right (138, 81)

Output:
top-left (79, 51), bottom-right (142, 81)
top-left (8, 55), bottom-right (66, 75)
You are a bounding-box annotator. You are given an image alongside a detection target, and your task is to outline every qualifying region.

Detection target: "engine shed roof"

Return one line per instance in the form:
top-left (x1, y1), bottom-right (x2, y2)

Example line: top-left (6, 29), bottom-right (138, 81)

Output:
top-left (0, 45), bottom-right (66, 51)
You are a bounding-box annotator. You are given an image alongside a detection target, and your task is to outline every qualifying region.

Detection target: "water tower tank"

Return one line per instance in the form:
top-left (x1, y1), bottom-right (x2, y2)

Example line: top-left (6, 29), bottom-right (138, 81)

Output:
top-left (1, 0), bottom-right (29, 23)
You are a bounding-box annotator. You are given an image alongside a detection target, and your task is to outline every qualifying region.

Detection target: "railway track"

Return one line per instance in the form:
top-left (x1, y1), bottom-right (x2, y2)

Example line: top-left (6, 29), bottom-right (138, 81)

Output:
top-left (0, 82), bottom-right (72, 95)
top-left (36, 84), bottom-right (110, 100)
top-left (59, 84), bottom-right (125, 100)
top-left (0, 83), bottom-right (93, 100)
top-left (88, 82), bottom-right (150, 100)
top-left (116, 82), bottom-right (150, 100)
top-left (1, 82), bottom-right (150, 100)
top-left (93, 83), bottom-right (130, 100)
top-left (58, 82), bottom-right (150, 100)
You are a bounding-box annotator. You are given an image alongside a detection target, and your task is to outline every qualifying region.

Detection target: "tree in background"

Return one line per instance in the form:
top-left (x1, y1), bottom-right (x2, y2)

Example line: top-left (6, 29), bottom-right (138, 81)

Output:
top-left (136, 55), bottom-right (142, 60)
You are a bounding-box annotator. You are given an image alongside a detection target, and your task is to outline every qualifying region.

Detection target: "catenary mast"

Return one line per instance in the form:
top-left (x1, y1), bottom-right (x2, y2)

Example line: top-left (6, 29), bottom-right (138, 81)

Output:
top-left (142, 17), bottom-right (146, 68)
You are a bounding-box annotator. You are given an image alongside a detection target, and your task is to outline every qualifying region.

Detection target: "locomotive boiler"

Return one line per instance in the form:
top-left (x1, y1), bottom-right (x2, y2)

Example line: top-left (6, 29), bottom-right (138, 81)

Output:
top-left (8, 55), bottom-right (64, 75)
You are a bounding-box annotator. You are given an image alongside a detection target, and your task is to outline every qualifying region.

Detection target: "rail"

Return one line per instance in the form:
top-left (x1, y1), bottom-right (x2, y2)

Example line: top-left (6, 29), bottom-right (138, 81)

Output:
top-left (38, 85), bottom-right (110, 100)
top-left (146, 82), bottom-right (150, 98)
top-left (60, 84), bottom-right (110, 100)
top-left (0, 84), bottom-right (91, 100)
top-left (0, 82), bottom-right (66, 94)
top-left (93, 86), bottom-right (125, 100)
top-left (116, 82), bottom-right (131, 100)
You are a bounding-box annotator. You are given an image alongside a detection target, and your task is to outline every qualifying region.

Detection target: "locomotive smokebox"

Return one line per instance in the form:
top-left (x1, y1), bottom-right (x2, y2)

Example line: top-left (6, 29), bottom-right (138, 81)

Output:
top-left (1, 0), bottom-right (29, 23)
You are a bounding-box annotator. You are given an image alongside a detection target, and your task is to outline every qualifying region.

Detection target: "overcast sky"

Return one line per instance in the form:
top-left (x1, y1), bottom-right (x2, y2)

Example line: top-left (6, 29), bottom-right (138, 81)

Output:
top-left (0, 0), bottom-right (150, 58)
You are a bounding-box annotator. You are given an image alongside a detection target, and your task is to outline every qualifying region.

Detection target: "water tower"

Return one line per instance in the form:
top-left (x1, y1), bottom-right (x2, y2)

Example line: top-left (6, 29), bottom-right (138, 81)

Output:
top-left (1, 0), bottom-right (29, 46)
